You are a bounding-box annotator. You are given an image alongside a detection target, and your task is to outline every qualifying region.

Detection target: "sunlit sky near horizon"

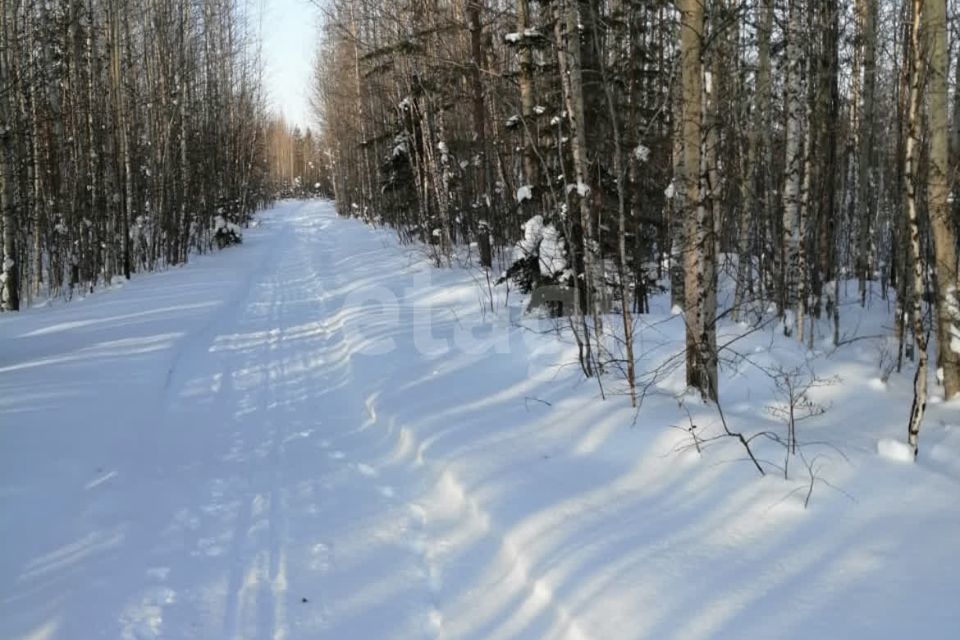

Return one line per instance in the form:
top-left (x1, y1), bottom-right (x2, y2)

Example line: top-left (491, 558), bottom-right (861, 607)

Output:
top-left (261, 0), bottom-right (319, 131)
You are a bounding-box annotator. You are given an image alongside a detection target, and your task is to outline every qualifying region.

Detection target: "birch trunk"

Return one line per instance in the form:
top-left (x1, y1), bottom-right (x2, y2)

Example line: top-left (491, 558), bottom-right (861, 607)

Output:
top-left (561, 0), bottom-right (597, 299)
top-left (905, 0), bottom-right (928, 455)
top-left (557, 0), bottom-right (595, 375)
top-left (781, 0), bottom-right (804, 337)
top-left (0, 0), bottom-right (18, 311)
top-left (679, 0), bottom-right (715, 400)
top-left (516, 0), bottom-right (539, 196)
top-left (923, 0), bottom-right (960, 398)
top-left (857, 0), bottom-right (877, 305)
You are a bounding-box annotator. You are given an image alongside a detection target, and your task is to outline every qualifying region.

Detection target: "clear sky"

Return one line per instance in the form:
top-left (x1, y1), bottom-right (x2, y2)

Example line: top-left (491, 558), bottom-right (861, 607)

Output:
top-left (260, 0), bottom-right (319, 131)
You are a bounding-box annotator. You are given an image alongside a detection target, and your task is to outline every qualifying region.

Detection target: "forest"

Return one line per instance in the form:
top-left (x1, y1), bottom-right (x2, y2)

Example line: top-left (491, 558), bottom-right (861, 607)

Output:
top-left (0, 0), bottom-right (323, 309)
top-left (2, 2), bottom-right (960, 637)
top-left (312, 0), bottom-right (960, 453)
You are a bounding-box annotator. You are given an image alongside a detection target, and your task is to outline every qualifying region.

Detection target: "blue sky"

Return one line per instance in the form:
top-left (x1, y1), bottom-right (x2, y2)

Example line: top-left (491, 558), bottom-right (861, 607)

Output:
top-left (261, 0), bottom-right (318, 131)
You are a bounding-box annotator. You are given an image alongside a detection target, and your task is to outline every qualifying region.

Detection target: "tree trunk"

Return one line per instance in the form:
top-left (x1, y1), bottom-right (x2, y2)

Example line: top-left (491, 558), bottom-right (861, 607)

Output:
top-left (905, 0), bottom-right (928, 456)
top-left (679, 0), bottom-right (715, 400)
top-left (516, 0), bottom-right (539, 197)
top-left (857, 0), bottom-right (878, 306)
top-left (734, 0), bottom-right (772, 322)
top-left (923, 0), bottom-right (960, 398)
top-left (1, 0), bottom-right (19, 311)
top-left (781, 0), bottom-right (804, 337)
top-left (466, 0), bottom-right (493, 268)
top-left (557, 0), bottom-right (596, 375)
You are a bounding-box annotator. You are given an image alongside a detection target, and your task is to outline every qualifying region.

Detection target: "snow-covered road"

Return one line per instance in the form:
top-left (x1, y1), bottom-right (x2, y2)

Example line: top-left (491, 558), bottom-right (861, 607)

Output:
top-left (1, 201), bottom-right (467, 639)
top-left (3, 200), bottom-right (959, 640)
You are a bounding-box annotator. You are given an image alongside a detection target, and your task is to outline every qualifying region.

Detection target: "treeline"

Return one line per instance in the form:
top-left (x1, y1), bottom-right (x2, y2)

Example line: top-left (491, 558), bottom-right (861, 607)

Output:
top-left (314, 0), bottom-right (960, 452)
top-left (0, 0), bottom-right (279, 310)
top-left (265, 117), bottom-right (328, 199)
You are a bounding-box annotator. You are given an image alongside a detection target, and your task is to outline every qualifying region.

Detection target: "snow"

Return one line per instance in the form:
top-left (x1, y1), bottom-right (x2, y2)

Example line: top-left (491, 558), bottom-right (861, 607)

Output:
top-left (633, 143), bottom-right (651, 163)
top-left (2, 199), bottom-right (960, 639)
top-left (213, 215), bottom-right (241, 236)
top-left (511, 213), bottom-right (566, 278)
top-left (538, 224), bottom-right (567, 278)
top-left (517, 214), bottom-right (543, 256)
top-left (945, 286), bottom-right (960, 355)
top-left (516, 185), bottom-right (533, 203)
top-left (505, 28), bottom-right (542, 44)
top-left (391, 134), bottom-right (408, 159)
top-left (565, 182), bottom-right (591, 197)
top-left (877, 438), bottom-right (914, 462)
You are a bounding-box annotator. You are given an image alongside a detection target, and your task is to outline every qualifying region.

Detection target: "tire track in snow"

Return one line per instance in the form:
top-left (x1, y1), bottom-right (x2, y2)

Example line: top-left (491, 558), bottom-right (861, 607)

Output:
top-left (109, 206), bottom-right (309, 640)
top-left (230, 216), bottom-right (316, 640)
top-left (149, 208), bottom-right (303, 639)
top-left (157, 204), bottom-right (292, 405)
top-left (134, 202), bottom-right (589, 639)
top-left (232, 203), bottom-right (589, 639)
top-left (291, 208), bottom-right (448, 638)
top-left (220, 224), bottom-right (290, 640)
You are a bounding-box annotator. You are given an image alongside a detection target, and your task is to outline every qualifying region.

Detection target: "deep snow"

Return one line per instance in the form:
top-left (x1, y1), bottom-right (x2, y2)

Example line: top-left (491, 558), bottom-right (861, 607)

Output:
top-left (1, 199), bottom-right (959, 639)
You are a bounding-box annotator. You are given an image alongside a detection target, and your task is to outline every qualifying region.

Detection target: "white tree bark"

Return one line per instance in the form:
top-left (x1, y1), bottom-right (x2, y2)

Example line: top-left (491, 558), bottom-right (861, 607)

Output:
top-left (905, 0), bottom-right (928, 456)
top-left (781, 0), bottom-right (804, 337)
top-left (680, 0), bottom-right (715, 400)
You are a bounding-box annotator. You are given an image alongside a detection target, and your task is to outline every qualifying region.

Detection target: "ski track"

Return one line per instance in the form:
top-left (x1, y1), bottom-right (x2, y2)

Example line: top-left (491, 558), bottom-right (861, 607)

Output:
top-left (0, 201), bottom-right (579, 640)
top-left (2, 199), bottom-right (960, 640)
